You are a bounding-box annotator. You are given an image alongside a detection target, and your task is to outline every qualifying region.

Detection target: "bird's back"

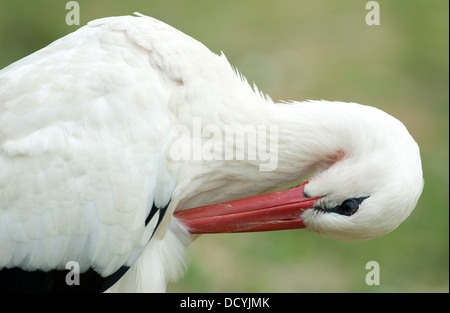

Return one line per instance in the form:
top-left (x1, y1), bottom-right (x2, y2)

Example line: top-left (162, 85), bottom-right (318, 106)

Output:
top-left (0, 13), bottom-right (213, 291)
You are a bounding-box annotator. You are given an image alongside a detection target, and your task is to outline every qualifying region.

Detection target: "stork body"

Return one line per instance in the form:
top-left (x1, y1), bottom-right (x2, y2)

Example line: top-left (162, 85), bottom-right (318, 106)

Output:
top-left (0, 14), bottom-right (423, 292)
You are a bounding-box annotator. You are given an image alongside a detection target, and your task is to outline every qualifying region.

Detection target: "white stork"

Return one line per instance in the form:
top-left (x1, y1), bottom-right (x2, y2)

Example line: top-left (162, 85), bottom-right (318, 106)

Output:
top-left (0, 13), bottom-right (423, 292)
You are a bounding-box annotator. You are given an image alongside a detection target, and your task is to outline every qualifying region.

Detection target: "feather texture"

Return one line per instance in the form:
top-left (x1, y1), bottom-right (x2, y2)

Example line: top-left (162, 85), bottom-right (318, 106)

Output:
top-left (0, 13), bottom-right (423, 292)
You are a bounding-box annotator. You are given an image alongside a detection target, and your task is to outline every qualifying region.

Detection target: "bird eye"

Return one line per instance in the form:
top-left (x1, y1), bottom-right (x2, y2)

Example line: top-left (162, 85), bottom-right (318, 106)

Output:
top-left (329, 197), bottom-right (368, 216)
top-left (340, 199), bottom-right (357, 216)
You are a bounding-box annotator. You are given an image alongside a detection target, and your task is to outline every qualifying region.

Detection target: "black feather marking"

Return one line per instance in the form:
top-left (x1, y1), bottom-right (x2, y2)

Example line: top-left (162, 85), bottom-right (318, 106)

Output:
top-left (155, 205), bottom-right (168, 231)
top-left (146, 201), bottom-right (170, 239)
top-left (145, 202), bottom-right (159, 226)
top-left (0, 266), bottom-right (129, 293)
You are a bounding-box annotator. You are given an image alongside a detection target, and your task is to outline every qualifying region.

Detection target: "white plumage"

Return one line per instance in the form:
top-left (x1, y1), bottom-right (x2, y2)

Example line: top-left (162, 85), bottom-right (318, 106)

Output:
top-left (0, 13), bottom-right (423, 292)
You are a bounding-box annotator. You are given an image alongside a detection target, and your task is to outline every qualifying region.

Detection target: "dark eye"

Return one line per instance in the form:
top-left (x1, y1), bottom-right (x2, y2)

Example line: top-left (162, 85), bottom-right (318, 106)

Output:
top-left (339, 199), bottom-right (357, 216)
top-left (330, 197), bottom-right (368, 216)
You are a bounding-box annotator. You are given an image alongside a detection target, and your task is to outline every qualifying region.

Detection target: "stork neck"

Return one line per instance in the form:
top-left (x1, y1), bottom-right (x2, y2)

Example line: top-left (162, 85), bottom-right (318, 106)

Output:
top-left (257, 100), bottom-right (385, 185)
top-left (172, 99), bottom-right (384, 209)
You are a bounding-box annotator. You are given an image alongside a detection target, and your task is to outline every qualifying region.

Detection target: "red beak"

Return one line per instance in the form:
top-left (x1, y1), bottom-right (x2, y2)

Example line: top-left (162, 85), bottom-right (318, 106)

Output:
top-left (174, 182), bottom-right (321, 234)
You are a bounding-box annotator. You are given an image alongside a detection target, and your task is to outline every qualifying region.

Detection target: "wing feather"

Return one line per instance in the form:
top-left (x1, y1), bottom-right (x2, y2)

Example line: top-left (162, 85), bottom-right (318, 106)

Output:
top-left (0, 14), bottom-right (200, 284)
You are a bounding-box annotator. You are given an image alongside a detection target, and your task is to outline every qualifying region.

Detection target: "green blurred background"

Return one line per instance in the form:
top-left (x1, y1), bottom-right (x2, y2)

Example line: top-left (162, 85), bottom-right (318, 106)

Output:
top-left (0, 0), bottom-right (447, 292)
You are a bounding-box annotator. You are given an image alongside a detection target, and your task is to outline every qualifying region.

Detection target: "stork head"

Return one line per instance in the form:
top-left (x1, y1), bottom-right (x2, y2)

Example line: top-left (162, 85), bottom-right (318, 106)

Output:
top-left (297, 102), bottom-right (424, 241)
top-left (175, 101), bottom-right (424, 242)
top-left (301, 140), bottom-right (423, 241)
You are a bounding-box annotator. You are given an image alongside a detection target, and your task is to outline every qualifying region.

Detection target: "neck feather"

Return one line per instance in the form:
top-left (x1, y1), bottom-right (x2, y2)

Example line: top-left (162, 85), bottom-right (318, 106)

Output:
top-left (174, 99), bottom-right (393, 209)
